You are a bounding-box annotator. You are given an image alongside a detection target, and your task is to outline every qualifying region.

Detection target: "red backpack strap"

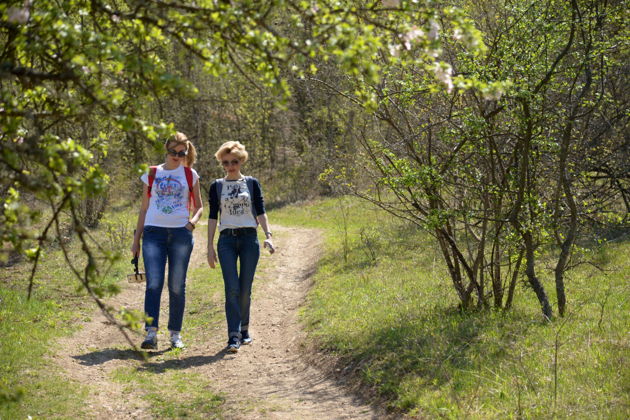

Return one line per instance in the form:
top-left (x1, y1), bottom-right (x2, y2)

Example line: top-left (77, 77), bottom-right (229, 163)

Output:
top-left (184, 167), bottom-right (195, 208)
top-left (147, 166), bottom-right (158, 198)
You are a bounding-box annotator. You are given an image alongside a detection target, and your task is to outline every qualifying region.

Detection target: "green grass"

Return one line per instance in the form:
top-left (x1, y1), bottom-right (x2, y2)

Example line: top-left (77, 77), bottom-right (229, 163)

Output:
top-left (270, 197), bottom-right (630, 419)
top-left (111, 366), bottom-right (224, 419)
top-left (0, 288), bottom-right (89, 419)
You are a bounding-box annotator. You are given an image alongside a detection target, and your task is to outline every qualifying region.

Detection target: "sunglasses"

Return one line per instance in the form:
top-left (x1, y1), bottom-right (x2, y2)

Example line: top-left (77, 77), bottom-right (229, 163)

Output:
top-left (222, 159), bottom-right (241, 167)
top-left (167, 149), bottom-right (187, 158)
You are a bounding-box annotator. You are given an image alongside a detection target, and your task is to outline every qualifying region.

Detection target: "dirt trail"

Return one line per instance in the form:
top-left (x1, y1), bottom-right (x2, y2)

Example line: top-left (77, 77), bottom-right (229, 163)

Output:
top-left (53, 225), bottom-right (380, 419)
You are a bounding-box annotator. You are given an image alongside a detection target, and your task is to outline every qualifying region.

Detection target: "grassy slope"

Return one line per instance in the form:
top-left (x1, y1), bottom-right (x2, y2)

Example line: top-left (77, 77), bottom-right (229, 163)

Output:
top-left (0, 288), bottom-right (90, 419)
top-left (270, 197), bottom-right (630, 419)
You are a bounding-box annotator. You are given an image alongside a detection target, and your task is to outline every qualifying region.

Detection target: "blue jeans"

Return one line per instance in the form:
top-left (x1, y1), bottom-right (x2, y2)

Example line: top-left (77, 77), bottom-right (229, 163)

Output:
top-left (217, 229), bottom-right (260, 339)
top-left (142, 225), bottom-right (194, 332)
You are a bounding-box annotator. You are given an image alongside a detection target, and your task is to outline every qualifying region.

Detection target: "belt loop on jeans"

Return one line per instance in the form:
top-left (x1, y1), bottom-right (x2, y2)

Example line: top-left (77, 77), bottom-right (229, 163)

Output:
top-left (221, 227), bottom-right (257, 236)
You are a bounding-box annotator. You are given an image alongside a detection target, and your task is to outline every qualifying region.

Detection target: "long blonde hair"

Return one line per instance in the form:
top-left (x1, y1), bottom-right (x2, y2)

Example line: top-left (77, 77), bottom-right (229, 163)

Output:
top-left (166, 132), bottom-right (197, 167)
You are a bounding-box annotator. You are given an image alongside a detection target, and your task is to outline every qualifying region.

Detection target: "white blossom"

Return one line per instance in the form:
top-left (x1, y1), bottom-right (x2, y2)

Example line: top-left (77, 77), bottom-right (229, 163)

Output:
top-left (382, 0), bottom-right (401, 7)
top-left (388, 44), bottom-right (401, 57)
top-left (7, 7), bottom-right (30, 24)
top-left (453, 28), bottom-right (463, 41)
top-left (401, 27), bottom-right (424, 50)
top-left (428, 20), bottom-right (440, 41)
top-left (483, 89), bottom-right (504, 101)
top-left (404, 27), bottom-right (424, 42)
top-left (433, 62), bottom-right (454, 93)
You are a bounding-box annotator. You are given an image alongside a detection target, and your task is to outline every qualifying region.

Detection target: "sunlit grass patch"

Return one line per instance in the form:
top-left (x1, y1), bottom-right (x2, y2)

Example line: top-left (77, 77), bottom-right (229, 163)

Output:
top-left (111, 367), bottom-right (224, 419)
top-left (0, 288), bottom-right (89, 419)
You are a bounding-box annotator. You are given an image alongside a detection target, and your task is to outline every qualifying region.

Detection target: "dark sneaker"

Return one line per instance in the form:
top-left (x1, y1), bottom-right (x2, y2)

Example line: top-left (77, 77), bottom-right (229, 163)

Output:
top-left (141, 331), bottom-right (158, 350)
top-left (227, 336), bottom-right (240, 353)
top-left (241, 330), bottom-right (252, 345)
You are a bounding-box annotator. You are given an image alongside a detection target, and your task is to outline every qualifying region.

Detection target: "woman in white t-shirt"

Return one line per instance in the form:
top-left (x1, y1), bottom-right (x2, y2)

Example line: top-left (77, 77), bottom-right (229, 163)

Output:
top-left (207, 141), bottom-right (275, 353)
top-left (131, 132), bottom-right (203, 350)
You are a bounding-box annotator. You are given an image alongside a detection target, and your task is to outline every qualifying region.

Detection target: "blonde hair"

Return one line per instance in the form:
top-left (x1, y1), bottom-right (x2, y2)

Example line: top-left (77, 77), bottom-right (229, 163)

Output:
top-left (166, 132), bottom-right (197, 167)
top-left (214, 141), bottom-right (248, 164)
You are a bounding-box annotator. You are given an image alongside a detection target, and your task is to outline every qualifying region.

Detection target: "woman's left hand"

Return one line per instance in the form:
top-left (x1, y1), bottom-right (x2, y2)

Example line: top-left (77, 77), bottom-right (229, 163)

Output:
top-left (263, 239), bottom-right (275, 254)
top-left (207, 247), bottom-right (218, 268)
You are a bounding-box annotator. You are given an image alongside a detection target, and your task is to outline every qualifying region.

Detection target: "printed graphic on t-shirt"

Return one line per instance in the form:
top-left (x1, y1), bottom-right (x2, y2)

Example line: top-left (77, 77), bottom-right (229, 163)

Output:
top-left (223, 182), bottom-right (251, 217)
top-left (155, 175), bottom-right (185, 214)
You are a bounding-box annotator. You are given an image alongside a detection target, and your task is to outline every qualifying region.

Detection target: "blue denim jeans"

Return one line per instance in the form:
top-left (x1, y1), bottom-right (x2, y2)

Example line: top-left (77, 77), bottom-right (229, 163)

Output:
top-left (217, 229), bottom-right (260, 339)
top-left (142, 225), bottom-right (194, 332)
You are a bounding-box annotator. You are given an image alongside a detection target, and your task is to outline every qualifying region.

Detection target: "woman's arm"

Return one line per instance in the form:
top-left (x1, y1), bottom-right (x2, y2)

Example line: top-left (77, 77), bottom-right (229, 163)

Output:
top-left (257, 213), bottom-right (275, 254)
top-left (131, 184), bottom-right (150, 256)
top-left (188, 180), bottom-right (204, 229)
top-left (207, 180), bottom-right (220, 268)
top-left (207, 218), bottom-right (218, 268)
top-left (252, 179), bottom-right (274, 254)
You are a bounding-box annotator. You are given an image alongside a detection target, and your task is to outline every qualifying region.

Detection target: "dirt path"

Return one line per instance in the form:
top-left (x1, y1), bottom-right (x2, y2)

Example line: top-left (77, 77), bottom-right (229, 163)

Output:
top-left (53, 225), bottom-right (380, 419)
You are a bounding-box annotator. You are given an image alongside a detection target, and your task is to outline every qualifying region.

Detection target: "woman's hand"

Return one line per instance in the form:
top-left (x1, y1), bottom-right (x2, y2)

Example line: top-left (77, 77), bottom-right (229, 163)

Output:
top-left (131, 241), bottom-right (140, 257)
top-left (207, 247), bottom-right (218, 268)
top-left (263, 239), bottom-right (275, 254)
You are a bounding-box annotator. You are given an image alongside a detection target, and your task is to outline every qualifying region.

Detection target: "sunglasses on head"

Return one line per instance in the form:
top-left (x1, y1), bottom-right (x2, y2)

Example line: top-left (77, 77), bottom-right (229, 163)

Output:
top-left (222, 159), bottom-right (241, 167)
top-left (167, 149), bottom-right (187, 158)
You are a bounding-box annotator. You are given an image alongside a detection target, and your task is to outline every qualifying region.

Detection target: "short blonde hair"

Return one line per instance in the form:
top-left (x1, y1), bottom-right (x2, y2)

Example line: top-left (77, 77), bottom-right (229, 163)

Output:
top-left (166, 132), bottom-right (197, 167)
top-left (214, 141), bottom-right (248, 164)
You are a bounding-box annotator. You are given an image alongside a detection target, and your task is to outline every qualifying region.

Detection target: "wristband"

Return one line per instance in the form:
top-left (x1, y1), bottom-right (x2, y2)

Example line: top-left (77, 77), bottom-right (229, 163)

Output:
top-left (265, 231), bottom-right (272, 238)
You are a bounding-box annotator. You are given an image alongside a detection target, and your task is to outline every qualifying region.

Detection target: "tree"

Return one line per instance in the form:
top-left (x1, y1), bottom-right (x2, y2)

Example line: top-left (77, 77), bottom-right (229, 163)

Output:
top-left (325, 0), bottom-right (628, 317)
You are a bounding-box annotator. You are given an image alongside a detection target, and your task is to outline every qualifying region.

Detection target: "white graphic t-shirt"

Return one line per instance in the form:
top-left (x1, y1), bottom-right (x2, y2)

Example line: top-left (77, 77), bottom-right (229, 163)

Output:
top-left (141, 165), bottom-right (199, 228)
top-left (219, 178), bottom-right (257, 230)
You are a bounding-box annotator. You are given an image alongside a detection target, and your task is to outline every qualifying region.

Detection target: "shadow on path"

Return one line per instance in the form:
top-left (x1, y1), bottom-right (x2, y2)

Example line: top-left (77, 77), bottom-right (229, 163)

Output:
top-left (72, 348), bottom-right (229, 374)
top-left (136, 350), bottom-right (228, 374)
top-left (72, 348), bottom-right (153, 365)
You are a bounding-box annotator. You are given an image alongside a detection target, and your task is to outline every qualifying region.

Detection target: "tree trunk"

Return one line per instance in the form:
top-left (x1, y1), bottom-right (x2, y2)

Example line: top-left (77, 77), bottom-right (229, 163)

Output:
top-left (553, 22), bottom-right (592, 316)
top-left (504, 249), bottom-right (524, 310)
top-left (524, 232), bottom-right (553, 320)
top-left (436, 229), bottom-right (472, 309)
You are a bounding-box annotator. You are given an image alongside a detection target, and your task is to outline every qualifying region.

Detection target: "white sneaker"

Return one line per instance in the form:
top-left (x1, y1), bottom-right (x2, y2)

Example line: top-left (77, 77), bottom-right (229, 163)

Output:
top-left (170, 331), bottom-right (185, 349)
top-left (241, 330), bottom-right (253, 345)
